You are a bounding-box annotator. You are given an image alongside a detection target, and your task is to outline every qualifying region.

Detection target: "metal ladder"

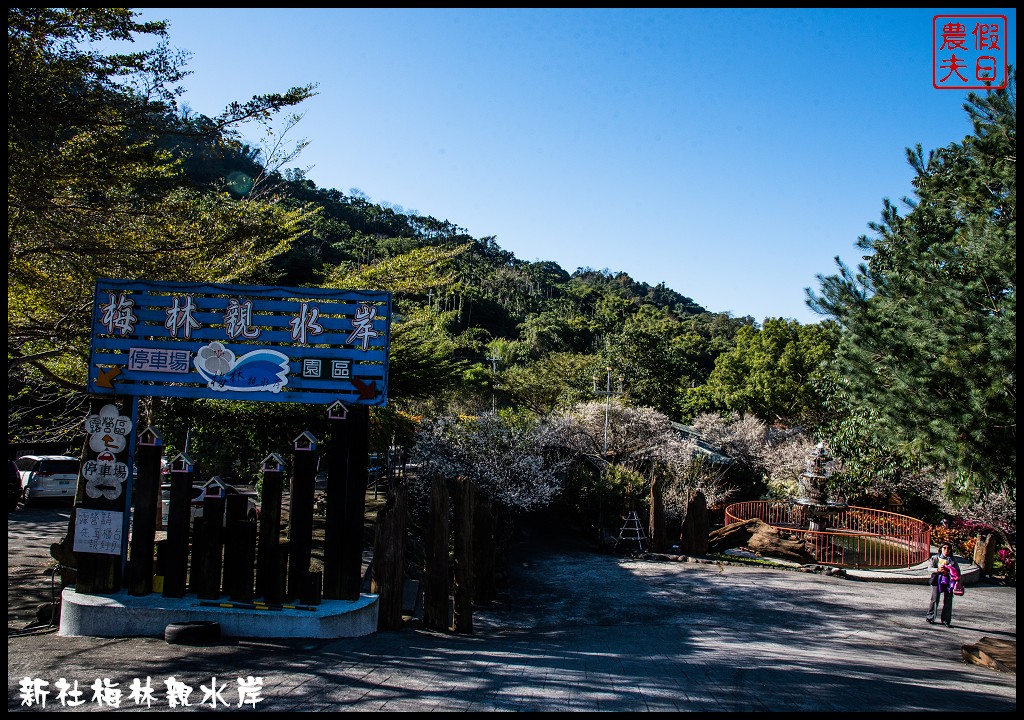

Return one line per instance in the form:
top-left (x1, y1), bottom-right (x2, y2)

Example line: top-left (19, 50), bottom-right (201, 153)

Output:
top-left (615, 511), bottom-right (648, 552)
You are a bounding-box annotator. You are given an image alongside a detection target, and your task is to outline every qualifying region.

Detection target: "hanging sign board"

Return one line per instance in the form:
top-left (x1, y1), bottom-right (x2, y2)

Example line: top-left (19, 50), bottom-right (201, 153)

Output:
top-left (87, 279), bottom-right (391, 406)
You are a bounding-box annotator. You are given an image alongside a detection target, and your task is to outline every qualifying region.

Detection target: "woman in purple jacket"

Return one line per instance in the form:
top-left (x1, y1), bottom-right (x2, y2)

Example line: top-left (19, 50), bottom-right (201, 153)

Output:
top-left (925, 544), bottom-right (960, 627)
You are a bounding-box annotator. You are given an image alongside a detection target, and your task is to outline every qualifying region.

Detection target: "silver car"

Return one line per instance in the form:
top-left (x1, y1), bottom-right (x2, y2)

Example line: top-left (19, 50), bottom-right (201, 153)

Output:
top-left (16, 455), bottom-right (80, 505)
top-left (159, 477), bottom-right (258, 528)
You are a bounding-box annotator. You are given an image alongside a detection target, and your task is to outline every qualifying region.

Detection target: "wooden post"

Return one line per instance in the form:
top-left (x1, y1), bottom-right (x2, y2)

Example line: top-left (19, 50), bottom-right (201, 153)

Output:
top-left (188, 516), bottom-right (205, 596)
top-left (195, 495), bottom-right (225, 599)
top-left (224, 494), bottom-right (255, 601)
top-left (126, 441), bottom-right (161, 596)
top-left (679, 491), bottom-right (709, 555)
top-left (472, 490), bottom-right (496, 605)
top-left (256, 464), bottom-right (285, 604)
top-left (453, 476), bottom-right (474, 634)
top-left (344, 405), bottom-right (369, 598)
top-left (322, 420), bottom-right (348, 600)
top-left (371, 479), bottom-right (407, 630)
top-left (323, 405), bottom-right (369, 600)
top-left (287, 438), bottom-right (317, 602)
top-left (72, 399), bottom-right (134, 595)
top-left (423, 475), bottom-right (451, 631)
top-left (649, 475), bottom-right (666, 553)
top-left (163, 464), bottom-right (195, 598)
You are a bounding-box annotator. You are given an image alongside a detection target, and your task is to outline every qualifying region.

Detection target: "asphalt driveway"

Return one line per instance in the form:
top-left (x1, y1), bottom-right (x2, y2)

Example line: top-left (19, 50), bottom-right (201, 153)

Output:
top-left (8, 505), bottom-right (1016, 712)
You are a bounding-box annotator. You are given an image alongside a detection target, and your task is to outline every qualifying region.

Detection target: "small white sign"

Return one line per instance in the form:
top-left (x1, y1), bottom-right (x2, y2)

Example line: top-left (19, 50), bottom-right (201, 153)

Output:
top-left (73, 509), bottom-right (123, 555)
top-left (128, 346), bottom-right (191, 372)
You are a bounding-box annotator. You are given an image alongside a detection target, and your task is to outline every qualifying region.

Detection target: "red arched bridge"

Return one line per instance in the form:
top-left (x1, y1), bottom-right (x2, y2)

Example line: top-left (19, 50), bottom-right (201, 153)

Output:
top-left (724, 501), bottom-right (932, 568)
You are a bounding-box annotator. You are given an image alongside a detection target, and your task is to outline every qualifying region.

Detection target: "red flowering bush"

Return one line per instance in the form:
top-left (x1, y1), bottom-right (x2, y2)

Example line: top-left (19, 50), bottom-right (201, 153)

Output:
top-left (995, 548), bottom-right (1016, 578)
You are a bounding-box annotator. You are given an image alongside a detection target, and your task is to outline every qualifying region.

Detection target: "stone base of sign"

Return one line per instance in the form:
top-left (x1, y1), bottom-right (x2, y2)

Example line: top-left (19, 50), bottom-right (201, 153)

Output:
top-left (58, 588), bottom-right (378, 639)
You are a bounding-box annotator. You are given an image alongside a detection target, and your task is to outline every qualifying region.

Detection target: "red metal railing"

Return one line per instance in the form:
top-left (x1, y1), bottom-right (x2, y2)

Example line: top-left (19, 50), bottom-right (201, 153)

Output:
top-left (724, 501), bottom-right (931, 568)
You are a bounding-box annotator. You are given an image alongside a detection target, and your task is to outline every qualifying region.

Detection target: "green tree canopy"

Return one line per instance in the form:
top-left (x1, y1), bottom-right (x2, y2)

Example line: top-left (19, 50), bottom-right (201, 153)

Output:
top-left (807, 72), bottom-right (1016, 513)
top-left (8, 8), bottom-right (318, 441)
top-left (703, 318), bottom-right (840, 427)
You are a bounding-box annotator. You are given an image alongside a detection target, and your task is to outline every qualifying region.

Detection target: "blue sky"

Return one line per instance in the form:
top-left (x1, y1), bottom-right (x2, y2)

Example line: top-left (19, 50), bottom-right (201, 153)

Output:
top-left (127, 8), bottom-right (1015, 325)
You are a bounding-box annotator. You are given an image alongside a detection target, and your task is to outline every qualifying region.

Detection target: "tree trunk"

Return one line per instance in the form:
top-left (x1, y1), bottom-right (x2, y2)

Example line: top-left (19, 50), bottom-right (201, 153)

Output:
top-left (649, 477), bottom-right (666, 552)
top-left (423, 476), bottom-right (450, 631)
top-left (973, 533), bottom-right (997, 578)
top-left (371, 479), bottom-right (407, 630)
top-left (707, 518), bottom-right (762, 551)
top-left (452, 476), bottom-right (474, 634)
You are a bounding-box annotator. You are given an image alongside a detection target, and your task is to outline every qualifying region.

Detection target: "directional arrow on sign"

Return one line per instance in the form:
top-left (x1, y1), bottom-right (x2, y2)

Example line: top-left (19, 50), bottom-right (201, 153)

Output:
top-left (95, 366), bottom-right (122, 389)
top-left (352, 378), bottom-right (377, 400)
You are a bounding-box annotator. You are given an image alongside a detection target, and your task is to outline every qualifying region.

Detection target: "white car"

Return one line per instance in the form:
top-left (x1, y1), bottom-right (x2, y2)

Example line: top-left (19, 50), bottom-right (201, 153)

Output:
top-left (16, 455), bottom-right (79, 505)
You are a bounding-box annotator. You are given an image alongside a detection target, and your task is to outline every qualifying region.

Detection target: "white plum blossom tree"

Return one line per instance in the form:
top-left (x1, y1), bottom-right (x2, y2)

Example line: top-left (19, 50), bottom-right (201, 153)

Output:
top-left (551, 401), bottom-right (738, 549)
top-left (410, 412), bottom-right (569, 511)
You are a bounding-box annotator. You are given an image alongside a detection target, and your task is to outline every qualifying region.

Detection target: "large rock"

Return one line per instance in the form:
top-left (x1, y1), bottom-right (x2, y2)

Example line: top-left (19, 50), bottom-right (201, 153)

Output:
top-left (707, 518), bottom-right (763, 551)
top-left (962, 637), bottom-right (1016, 674)
top-left (707, 518), bottom-right (815, 564)
top-left (973, 533), bottom-right (997, 577)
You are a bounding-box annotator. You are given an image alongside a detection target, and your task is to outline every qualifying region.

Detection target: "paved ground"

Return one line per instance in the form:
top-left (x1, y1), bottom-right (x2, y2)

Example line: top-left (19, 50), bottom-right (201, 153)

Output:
top-left (8, 504), bottom-right (1016, 712)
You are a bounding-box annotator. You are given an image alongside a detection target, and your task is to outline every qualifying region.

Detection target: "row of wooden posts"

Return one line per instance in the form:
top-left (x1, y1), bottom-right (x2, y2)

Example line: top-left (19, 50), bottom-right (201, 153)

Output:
top-left (67, 402), bottom-right (373, 610)
top-left (60, 399), bottom-right (485, 634)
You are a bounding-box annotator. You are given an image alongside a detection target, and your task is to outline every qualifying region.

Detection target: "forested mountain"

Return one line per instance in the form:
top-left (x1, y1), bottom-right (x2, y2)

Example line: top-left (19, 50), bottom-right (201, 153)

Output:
top-left (157, 125), bottom-right (764, 422)
top-left (268, 169), bottom-right (762, 420)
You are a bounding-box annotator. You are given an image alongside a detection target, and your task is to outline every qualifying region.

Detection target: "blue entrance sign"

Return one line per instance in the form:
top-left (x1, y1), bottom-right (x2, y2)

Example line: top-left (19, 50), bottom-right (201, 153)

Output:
top-left (87, 279), bottom-right (391, 406)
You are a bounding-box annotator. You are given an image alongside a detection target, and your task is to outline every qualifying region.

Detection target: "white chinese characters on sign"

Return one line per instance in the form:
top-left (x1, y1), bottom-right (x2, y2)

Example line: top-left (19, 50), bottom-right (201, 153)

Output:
top-left (90, 281), bottom-right (391, 405)
top-left (347, 302), bottom-right (379, 350)
top-left (82, 452), bottom-right (130, 499)
top-left (289, 302), bottom-right (324, 344)
top-left (301, 358), bottom-right (351, 379)
top-left (165, 294), bottom-right (201, 338)
top-left (128, 348), bottom-right (191, 373)
top-left (84, 403), bottom-right (133, 438)
top-left (20, 676), bottom-right (265, 709)
top-left (99, 293), bottom-right (137, 336)
top-left (224, 298), bottom-right (261, 339)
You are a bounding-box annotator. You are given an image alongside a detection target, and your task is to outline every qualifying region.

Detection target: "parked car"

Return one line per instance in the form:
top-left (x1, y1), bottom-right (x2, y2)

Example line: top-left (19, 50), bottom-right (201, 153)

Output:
top-left (315, 453), bottom-right (387, 491)
top-left (160, 476), bottom-right (258, 528)
top-left (196, 476), bottom-right (260, 523)
top-left (8, 459), bottom-right (21, 512)
top-left (159, 482), bottom-right (205, 528)
top-left (16, 455), bottom-right (79, 506)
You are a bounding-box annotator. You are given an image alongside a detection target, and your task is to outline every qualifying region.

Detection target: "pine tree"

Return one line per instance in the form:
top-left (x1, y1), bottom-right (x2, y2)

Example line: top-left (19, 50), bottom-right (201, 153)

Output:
top-left (807, 71), bottom-right (1016, 509)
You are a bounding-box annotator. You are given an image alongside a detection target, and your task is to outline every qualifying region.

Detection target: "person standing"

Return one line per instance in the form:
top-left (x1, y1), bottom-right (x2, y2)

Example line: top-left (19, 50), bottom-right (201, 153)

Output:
top-left (926, 543), bottom-right (960, 626)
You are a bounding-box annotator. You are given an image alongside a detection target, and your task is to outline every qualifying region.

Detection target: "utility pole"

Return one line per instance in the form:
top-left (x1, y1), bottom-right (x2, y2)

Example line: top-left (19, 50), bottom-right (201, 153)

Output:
top-left (487, 353), bottom-right (500, 413)
top-left (593, 367), bottom-right (624, 548)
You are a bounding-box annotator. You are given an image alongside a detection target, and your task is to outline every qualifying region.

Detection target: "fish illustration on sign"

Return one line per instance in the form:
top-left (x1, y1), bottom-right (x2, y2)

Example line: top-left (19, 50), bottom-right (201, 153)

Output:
top-left (194, 341), bottom-right (290, 393)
